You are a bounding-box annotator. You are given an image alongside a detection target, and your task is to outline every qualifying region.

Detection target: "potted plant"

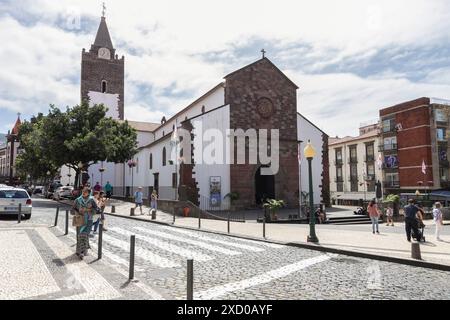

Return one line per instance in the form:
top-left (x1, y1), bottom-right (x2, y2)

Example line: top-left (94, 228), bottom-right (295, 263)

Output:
top-left (224, 192), bottom-right (240, 211)
top-left (263, 199), bottom-right (285, 221)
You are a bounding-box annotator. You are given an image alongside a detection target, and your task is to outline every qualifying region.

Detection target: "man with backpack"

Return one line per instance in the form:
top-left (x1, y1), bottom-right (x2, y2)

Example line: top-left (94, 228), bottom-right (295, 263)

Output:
top-left (403, 199), bottom-right (424, 242)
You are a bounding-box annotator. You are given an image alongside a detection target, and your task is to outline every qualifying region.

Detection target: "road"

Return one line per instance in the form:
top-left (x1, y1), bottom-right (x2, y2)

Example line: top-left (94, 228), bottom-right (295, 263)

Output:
top-left (1, 197), bottom-right (450, 300)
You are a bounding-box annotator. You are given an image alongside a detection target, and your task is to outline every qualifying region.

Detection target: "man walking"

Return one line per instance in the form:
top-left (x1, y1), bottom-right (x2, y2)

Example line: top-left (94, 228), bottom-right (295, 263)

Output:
top-left (403, 199), bottom-right (423, 242)
top-left (93, 182), bottom-right (101, 192)
top-left (104, 181), bottom-right (113, 200)
top-left (134, 187), bottom-right (144, 215)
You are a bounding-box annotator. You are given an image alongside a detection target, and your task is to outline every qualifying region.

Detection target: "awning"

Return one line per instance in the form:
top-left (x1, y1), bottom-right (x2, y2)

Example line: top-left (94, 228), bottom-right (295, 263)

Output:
top-left (429, 190), bottom-right (450, 198)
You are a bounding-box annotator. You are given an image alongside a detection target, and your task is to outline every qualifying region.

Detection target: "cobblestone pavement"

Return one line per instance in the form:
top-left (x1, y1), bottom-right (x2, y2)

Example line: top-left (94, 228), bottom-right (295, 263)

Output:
top-left (1, 198), bottom-right (450, 300)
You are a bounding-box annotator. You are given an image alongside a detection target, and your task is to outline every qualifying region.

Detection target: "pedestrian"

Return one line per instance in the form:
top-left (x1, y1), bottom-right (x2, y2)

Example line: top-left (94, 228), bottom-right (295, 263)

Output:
top-left (93, 182), bottom-right (101, 192)
top-left (134, 187), bottom-right (144, 215)
top-left (403, 199), bottom-right (424, 242)
top-left (433, 202), bottom-right (444, 241)
top-left (385, 205), bottom-right (394, 226)
top-left (72, 187), bottom-right (101, 259)
top-left (367, 199), bottom-right (381, 234)
top-left (104, 181), bottom-right (113, 200)
top-left (89, 191), bottom-right (101, 237)
top-left (150, 190), bottom-right (158, 214)
top-left (92, 191), bottom-right (106, 234)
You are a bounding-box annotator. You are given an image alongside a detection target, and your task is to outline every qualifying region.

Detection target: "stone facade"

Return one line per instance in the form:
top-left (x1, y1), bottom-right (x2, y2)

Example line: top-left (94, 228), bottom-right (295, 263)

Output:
top-left (224, 58), bottom-right (299, 208)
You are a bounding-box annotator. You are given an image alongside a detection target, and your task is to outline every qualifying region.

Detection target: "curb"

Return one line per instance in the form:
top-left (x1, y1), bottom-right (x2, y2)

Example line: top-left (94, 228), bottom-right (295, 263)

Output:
top-left (57, 199), bottom-right (450, 272)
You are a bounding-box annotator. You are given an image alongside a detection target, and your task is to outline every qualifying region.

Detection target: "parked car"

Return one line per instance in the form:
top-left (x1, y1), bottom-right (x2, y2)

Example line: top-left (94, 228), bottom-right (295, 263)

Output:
top-left (0, 186), bottom-right (32, 219)
top-left (33, 186), bottom-right (44, 194)
top-left (45, 182), bottom-right (62, 199)
top-left (53, 186), bottom-right (74, 200)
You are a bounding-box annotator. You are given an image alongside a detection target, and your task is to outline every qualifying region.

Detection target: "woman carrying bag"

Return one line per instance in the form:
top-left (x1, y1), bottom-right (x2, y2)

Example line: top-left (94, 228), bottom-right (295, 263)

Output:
top-left (72, 187), bottom-right (101, 259)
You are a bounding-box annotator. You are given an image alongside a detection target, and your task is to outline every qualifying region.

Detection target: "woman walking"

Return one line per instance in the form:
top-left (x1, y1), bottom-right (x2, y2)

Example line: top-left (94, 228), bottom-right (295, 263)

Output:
top-left (367, 200), bottom-right (381, 234)
top-left (72, 187), bottom-right (101, 259)
top-left (385, 205), bottom-right (394, 226)
top-left (150, 190), bottom-right (158, 214)
top-left (92, 191), bottom-right (106, 234)
top-left (433, 202), bottom-right (444, 241)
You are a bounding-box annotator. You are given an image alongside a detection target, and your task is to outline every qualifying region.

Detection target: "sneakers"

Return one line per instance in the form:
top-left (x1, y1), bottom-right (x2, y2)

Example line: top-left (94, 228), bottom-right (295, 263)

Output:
top-left (373, 231), bottom-right (375, 234)
top-left (376, 231), bottom-right (380, 234)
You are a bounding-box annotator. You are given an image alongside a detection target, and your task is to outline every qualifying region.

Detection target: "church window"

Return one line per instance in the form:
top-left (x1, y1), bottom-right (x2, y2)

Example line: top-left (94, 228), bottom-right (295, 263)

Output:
top-left (162, 147), bottom-right (166, 166)
top-left (201, 105), bottom-right (205, 113)
top-left (101, 80), bottom-right (107, 93)
top-left (149, 153), bottom-right (153, 170)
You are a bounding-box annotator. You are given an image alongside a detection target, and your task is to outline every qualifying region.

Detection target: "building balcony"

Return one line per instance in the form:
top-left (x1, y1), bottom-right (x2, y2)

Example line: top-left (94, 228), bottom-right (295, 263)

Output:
top-left (334, 159), bottom-right (343, 166)
top-left (378, 144), bottom-right (397, 152)
top-left (384, 181), bottom-right (400, 188)
top-left (334, 177), bottom-right (344, 183)
top-left (365, 155), bottom-right (375, 162)
top-left (365, 174), bottom-right (376, 181)
top-left (382, 163), bottom-right (399, 170)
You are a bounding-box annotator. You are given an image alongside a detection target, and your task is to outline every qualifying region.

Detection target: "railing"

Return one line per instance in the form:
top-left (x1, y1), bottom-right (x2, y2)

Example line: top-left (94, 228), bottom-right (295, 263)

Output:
top-left (334, 159), bottom-right (343, 166)
top-left (348, 176), bottom-right (358, 182)
top-left (365, 174), bottom-right (375, 181)
top-left (365, 155), bottom-right (375, 162)
top-left (348, 158), bottom-right (358, 164)
top-left (195, 194), bottom-right (245, 222)
top-left (334, 177), bottom-right (344, 183)
top-left (378, 144), bottom-right (398, 152)
top-left (383, 181), bottom-right (400, 188)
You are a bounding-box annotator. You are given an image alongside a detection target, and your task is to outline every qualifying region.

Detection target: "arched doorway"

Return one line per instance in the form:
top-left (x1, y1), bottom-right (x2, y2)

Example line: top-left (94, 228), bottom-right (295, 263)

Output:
top-left (255, 166), bottom-right (275, 205)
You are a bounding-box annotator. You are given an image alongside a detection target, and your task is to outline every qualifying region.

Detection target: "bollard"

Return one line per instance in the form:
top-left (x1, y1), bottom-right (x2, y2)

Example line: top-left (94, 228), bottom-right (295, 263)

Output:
top-left (243, 211), bottom-right (246, 222)
top-left (129, 235), bottom-right (135, 280)
top-left (263, 216), bottom-right (266, 239)
top-left (54, 206), bottom-right (60, 226)
top-left (198, 213), bottom-right (201, 229)
top-left (130, 207), bottom-right (135, 216)
top-left (76, 226), bottom-right (80, 238)
top-left (111, 205), bottom-right (115, 213)
top-left (65, 210), bottom-right (69, 235)
top-left (98, 223), bottom-right (103, 260)
top-left (18, 203), bottom-right (22, 224)
top-left (187, 259), bottom-right (193, 300)
top-left (227, 213), bottom-right (230, 234)
top-left (151, 209), bottom-right (156, 220)
top-left (173, 210), bottom-right (176, 224)
top-left (411, 241), bottom-right (421, 260)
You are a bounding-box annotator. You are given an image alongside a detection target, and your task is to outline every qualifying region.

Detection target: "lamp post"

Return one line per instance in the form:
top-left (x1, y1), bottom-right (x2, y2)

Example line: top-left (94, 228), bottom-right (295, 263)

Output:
top-left (127, 159), bottom-right (137, 198)
top-left (304, 140), bottom-right (319, 243)
top-left (99, 163), bottom-right (105, 188)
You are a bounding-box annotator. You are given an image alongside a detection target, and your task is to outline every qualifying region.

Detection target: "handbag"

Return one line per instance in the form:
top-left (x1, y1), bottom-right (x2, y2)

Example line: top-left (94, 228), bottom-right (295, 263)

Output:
top-left (72, 214), bottom-right (84, 227)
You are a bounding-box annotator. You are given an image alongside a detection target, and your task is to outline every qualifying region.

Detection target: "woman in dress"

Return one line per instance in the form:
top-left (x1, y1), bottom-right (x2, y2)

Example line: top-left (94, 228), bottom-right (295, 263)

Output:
top-left (72, 187), bottom-right (101, 259)
top-left (385, 205), bottom-right (394, 226)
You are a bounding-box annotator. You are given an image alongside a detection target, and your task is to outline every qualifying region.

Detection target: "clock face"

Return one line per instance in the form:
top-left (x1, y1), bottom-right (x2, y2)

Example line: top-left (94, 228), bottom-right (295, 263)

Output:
top-left (98, 47), bottom-right (111, 60)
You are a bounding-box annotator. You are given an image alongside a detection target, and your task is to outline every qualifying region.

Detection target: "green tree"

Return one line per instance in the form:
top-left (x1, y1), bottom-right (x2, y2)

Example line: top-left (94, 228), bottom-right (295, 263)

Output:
top-left (16, 103), bottom-right (138, 187)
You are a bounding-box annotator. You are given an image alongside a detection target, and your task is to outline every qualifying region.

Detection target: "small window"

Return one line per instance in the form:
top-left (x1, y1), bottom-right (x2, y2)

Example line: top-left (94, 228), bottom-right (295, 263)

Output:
top-left (101, 80), bottom-right (107, 93)
top-left (149, 153), bottom-right (153, 170)
top-left (172, 173), bottom-right (177, 188)
top-left (162, 147), bottom-right (166, 166)
top-left (201, 105), bottom-right (206, 113)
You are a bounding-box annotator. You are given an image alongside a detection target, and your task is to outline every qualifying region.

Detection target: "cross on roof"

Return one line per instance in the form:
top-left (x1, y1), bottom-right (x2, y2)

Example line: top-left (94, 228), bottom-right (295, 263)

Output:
top-left (261, 49), bottom-right (266, 58)
top-left (102, 2), bottom-right (106, 17)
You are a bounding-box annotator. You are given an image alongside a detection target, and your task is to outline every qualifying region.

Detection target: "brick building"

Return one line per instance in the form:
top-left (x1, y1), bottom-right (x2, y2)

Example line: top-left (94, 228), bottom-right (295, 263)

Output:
top-left (379, 97), bottom-right (450, 197)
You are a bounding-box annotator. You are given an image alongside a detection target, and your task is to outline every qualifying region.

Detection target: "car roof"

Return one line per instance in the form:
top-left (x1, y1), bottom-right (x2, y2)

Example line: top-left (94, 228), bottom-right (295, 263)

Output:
top-left (0, 187), bottom-right (29, 193)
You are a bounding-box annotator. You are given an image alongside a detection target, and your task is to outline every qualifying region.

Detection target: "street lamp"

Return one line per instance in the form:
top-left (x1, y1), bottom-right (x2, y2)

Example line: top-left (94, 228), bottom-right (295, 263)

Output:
top-left (127, 159), bottom-right (137, 198)
top-left (304, 140), bottom-right (319, 243)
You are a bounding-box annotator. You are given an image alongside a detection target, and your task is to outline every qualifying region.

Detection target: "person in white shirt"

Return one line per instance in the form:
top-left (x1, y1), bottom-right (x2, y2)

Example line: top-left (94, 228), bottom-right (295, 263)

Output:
top-left (433, 202), bottom-right (444, 241)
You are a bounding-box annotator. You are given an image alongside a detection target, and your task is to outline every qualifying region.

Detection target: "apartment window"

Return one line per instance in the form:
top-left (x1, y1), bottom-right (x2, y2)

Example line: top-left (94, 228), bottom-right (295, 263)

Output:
top-left (335, 149), bottom-right (342, 165)
top-left (149, 153), bottom-right (153, 170)
top-left (336, 167), bottom-right (343, 181)
top-left (436, 109), bottom-right (448, 122)
top-left (382, 119), bottom-right (395, 133)
top-left (440, 167), bottom-right (448, 181)
top-left (349, 146), bottom-right (357, 163)
top-left (162, 147), bottom-right (166, 166)
top-left (385, 173), bottom-right (399, 187)
top-left (437, 128), bottom-right (446, 141)
top-left (383, 137), bottom-right (397, 150)
top-left (366, 143), bottom-right (374, 161)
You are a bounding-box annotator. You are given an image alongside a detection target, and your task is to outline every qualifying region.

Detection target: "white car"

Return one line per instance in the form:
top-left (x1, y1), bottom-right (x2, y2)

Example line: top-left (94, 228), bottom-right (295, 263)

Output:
top-left (0, 187), bottom-right (32, 219)
top-left (53, 186), bottom-right (74, 200)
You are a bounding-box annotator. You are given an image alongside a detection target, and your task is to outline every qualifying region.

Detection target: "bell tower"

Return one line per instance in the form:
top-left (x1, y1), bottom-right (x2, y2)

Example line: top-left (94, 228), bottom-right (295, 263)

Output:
top-left (80, 13), bottom-right (124, 120)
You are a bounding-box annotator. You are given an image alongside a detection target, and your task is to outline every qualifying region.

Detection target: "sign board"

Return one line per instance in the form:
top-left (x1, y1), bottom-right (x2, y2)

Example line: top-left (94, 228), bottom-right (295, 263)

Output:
top-left (209, 176), bottom-right (221, 207)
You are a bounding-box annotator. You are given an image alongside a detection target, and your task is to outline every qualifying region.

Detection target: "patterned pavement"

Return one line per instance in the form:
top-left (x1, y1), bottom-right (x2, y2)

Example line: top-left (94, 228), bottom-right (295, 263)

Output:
top-left (1, 198), bottom-right (450, 300)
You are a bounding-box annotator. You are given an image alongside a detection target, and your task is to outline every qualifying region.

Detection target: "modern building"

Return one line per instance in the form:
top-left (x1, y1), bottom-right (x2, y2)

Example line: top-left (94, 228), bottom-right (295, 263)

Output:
top-left (328, 123), bottom-right (382, 205)
top-left (379, 97), bottom-right (450, 198)
top-left (73, 14), bottom-right (330, 209)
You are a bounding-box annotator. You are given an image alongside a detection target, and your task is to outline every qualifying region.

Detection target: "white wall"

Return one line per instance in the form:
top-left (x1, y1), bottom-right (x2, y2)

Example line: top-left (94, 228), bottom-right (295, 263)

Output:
top-left (88, 91), bottom-right (120, 119)
top-left (192, 105), bottom-right (231, 209)
top-left (297, 114), bottom-right (323, 205)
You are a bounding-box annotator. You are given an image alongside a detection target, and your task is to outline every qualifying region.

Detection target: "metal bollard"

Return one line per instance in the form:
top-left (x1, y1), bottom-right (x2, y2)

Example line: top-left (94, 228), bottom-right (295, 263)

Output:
top-left (130, 207), bottom-right (135, 216)
top-left (18, 203), bottom-right (22, 224)
top-left (227, 213), bottom-right (230, 234)
top-left (98, 223), bottom-right (103, 259)
top-left (187, 259), bottom-right (193, 300)
top-left (411, 241), bottom-right (421, 260)
top-left (129, 235), bottom-right (135, 280)
top-left (111, 205), bottom-right (115, 213)
top-left (198, 213), bottom-right (201, 229)
top-left (65, 210), bottom-right (69, 235)
top-left (173, 210), bottom-right (176, 224)
top-left (76, 226), bottom-right (80, 238)
top-left (263, 216), bottom-right (266, 239)
top-left (54, 206), bottom-right (60, 226)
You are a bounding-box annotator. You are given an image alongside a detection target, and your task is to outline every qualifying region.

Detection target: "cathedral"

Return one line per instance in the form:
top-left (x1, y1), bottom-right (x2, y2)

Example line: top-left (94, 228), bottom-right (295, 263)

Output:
top-left (60, 14), bottom-right (330, 210)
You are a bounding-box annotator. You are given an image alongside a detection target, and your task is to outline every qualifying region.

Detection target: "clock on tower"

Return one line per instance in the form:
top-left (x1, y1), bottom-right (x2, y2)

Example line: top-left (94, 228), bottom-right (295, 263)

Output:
top-left (80, 16), bottom-right (124, 120)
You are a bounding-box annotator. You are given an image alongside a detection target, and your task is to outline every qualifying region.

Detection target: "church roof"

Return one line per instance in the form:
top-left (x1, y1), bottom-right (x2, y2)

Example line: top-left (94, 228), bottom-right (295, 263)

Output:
top-left (224, 57), bottom-right (299, 89)
top-left (11, 116), bottom-right (21, 135)
top-left (93, 17), bottom-right (114, 49)
top-left (125, 120), bottom-right (160, 132)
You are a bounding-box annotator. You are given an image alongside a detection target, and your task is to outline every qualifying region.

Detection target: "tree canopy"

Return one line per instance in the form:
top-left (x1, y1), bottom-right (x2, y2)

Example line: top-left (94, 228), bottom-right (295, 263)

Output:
top-left (16, 103), bottom-right (138, 182)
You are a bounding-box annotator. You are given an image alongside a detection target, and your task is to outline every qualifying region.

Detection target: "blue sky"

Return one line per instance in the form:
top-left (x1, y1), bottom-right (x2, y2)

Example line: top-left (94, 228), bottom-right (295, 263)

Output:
top-left (1, 0), bottom-right (450, 137)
